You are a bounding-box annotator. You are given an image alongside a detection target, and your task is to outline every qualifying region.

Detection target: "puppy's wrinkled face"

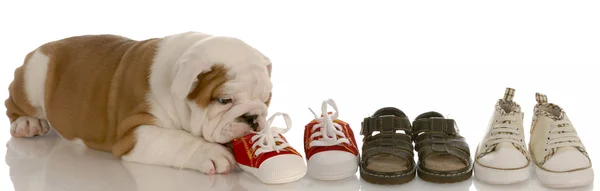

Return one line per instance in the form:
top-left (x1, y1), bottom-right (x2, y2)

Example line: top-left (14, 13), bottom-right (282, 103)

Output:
top-left (186, 63), bottom-right (272, 143)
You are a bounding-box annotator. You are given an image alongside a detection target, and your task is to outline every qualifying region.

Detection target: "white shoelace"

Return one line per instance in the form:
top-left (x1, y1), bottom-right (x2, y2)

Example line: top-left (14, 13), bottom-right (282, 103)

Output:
top-left (545, 120), bottom-right (584, 151)
top-left (251, 112), bottom-right (292, 156)
top-left (484, 115), bottom-right (524, 148)
top-left (307, 99), bottom-right (350, 148)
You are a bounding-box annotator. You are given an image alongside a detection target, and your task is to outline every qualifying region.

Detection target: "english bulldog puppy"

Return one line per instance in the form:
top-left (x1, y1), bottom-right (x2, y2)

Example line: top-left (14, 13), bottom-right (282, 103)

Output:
top-left (5, 31), bottom-right (273, 174)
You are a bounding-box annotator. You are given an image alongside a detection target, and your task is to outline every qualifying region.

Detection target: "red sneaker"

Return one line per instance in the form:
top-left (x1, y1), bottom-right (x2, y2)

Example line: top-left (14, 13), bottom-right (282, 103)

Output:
top-left (232, 112), bottom-right (306, 184)
top-left (304, 99), bottom-right (359, 180)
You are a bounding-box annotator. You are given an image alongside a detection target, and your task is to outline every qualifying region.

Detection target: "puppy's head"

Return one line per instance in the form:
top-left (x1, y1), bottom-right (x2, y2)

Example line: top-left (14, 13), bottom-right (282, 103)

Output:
top-left (170, 36), bottom-right (273, 143)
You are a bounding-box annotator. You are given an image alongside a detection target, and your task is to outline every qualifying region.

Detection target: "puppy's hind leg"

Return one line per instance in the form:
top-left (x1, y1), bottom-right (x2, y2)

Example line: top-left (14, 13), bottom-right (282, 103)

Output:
top-left (5, 50), bottom-right (51, 138)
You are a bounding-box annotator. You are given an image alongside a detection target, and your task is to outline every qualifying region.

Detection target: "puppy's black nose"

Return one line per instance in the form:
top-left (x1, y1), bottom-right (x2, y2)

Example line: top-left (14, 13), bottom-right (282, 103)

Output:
top-left (242, 114), bottom-right (258, 123)
top-left (242, 114), bottom-right (259, 130)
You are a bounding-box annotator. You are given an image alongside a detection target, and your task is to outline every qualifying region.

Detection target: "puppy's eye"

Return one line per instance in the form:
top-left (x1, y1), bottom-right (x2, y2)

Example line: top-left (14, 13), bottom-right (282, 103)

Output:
top-left (216, 98), bottom-right (233, 104)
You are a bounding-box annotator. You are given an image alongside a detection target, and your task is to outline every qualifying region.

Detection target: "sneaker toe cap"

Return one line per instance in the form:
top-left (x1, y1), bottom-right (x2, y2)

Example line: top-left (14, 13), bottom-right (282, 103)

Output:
top-left (307, 151), bottom-right (358, 179)
top-left (258, 154), bottom-right (306, 182)
top-left (478, 143), bottom-right (528, 169)
top-left (543, 148), bottom-right (590, 171)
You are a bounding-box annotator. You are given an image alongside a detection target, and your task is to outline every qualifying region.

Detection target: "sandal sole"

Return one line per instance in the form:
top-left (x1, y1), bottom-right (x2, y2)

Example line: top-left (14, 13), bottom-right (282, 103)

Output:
top-left (359, 166), bottom-right (416, 185)
top-left (417, 164), bottom-right (473, 183)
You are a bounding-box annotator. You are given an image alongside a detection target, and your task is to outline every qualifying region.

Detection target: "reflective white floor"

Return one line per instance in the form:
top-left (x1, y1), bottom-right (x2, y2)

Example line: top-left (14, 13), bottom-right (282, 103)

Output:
top-left (1, 129), bottom-right (594, 191)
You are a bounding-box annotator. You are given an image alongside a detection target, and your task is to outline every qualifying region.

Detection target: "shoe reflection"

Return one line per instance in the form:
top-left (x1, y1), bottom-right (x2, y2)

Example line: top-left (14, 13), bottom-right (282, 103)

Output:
top-left (473, 164), bottom-right (594, 191)
top-left (473, 179), bottom-right (530, 191)
top-left (360, 177), bottom-right (472, 191)
top-left (236, 171), bottom-right (361, 191)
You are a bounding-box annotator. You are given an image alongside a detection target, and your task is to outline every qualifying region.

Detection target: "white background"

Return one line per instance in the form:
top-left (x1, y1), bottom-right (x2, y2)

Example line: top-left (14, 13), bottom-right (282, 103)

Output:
top-left (0, 0), bottom-right (598, 190)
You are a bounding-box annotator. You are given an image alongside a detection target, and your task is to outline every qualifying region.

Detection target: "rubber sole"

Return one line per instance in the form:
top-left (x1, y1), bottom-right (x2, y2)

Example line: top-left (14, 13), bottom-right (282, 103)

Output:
top-left (239, 164), bottom-right (306, 184)
top-left (417, 163), bottom-right (473, 183)
top-left (474, 162), bottom-right (529, 184)
top-left (359, 166), bottom-right (416, 185)
top-left (312, 170), bottom-right (357, 181)
top-left (535, 165), bottom-right (594, 188)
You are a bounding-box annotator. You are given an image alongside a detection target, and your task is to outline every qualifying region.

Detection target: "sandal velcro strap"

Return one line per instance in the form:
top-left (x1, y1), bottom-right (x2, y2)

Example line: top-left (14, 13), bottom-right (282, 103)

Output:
top-left (361, 115), bottom-right (412, 135)
top-left (412, 118), bottom-right (456, 136)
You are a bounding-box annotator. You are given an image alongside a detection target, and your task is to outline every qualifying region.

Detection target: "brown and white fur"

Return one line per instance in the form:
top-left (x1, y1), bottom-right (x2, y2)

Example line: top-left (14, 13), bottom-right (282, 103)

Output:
top-left (4, 31), bottom-right (274, 174)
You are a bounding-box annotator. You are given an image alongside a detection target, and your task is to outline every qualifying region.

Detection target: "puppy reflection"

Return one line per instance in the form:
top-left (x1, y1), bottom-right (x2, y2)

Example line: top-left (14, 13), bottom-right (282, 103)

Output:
top-left (6, 134), bottom-right (240, 191)
top-left (121, 161), bottom-right (240, 191)
top-left (7, 135), bottom-right (136, 191)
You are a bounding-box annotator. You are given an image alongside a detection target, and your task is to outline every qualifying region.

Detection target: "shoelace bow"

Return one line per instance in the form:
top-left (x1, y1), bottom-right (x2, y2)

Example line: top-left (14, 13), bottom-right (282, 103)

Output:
top-left (308, 99), bottom-right (350, 148)
top-left (545, 120), bottom-right (584, 151)
top-left (251, 112), bottom-right (292, 156)
top-left (484, 115), bottom-right (524, 148)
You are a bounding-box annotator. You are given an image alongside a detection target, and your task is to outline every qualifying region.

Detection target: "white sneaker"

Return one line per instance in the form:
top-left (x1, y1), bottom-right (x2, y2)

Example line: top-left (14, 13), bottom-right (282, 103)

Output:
top-left (529, 92), bottom-right (594, 188)
top-left (474, 88), bottom-right (530, 184)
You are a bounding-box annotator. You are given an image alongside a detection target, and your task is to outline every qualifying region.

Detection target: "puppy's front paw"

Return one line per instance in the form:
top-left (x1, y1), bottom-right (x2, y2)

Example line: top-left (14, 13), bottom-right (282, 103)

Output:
top-left (191, 143), bottom-right (237, 174)
top-left (10, 116), bottom-right (50, 138)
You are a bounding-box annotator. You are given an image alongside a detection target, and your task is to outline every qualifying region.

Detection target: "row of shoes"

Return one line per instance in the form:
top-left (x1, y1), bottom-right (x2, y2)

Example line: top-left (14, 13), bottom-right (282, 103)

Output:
top-left (229, 88), bottom-right (593, 189)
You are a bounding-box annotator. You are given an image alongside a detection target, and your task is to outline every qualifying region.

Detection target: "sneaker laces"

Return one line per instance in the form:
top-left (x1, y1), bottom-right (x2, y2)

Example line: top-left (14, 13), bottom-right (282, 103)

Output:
top-left (307, 99), bottom-right (350, 148)
top-left (484, 115), bottom-right (524, 148)
top-left (545, 120), bottom-right (584, 151)
top-left (251, 112), bottom-right (292, 156)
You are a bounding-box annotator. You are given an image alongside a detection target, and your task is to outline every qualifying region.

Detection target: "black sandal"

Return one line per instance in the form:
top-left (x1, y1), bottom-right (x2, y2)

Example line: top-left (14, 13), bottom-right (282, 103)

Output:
top-left (412, 111), bottom-right (473, 183)
top-left (359, 107), bottom-right (416, 184)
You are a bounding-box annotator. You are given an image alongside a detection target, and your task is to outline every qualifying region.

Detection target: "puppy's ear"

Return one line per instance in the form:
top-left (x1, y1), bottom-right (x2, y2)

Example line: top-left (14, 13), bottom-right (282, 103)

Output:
top-left (171, 55), bottom-right (212, 100)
